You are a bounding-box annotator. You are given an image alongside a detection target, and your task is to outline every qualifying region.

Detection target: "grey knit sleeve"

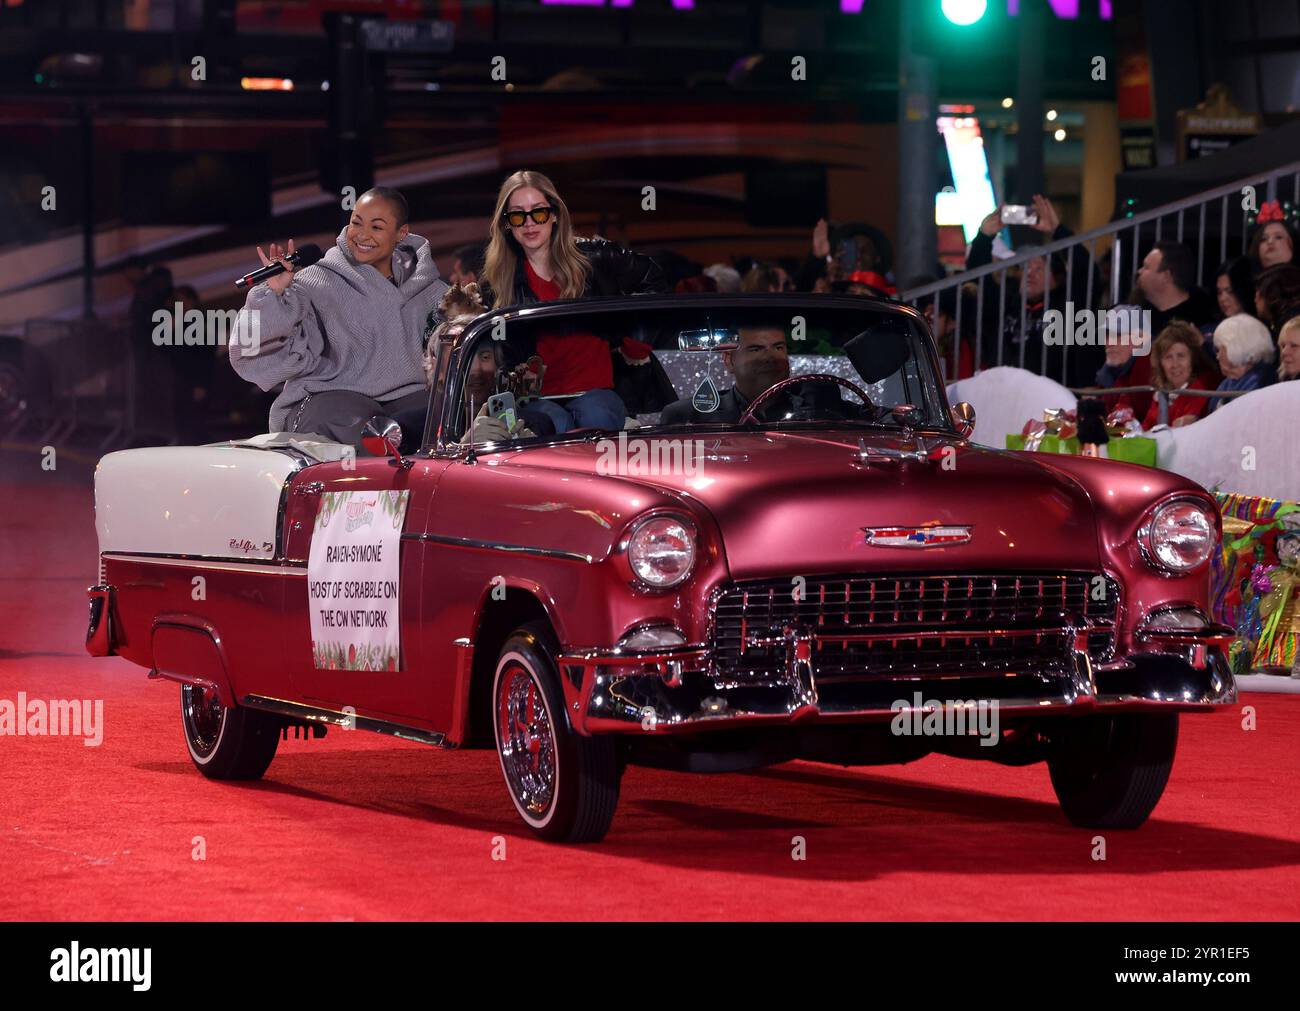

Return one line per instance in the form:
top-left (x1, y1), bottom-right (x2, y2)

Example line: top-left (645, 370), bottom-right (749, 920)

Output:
top-left (228, 282), bottom-right (324, 390)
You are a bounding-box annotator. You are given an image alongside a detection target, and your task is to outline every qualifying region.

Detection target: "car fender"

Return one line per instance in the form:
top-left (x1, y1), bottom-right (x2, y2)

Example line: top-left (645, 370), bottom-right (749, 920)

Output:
top-left (150, 616), bottom-right (237, 707)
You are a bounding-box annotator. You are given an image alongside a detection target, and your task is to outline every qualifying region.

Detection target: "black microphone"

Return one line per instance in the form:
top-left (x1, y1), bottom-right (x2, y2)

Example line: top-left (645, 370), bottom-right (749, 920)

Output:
top-left (234, 243), bottom-right (323, 289)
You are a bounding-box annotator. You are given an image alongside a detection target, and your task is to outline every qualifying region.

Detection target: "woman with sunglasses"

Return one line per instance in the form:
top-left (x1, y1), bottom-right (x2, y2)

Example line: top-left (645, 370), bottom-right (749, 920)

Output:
top-left (480, 170), bottom-right (666, 433)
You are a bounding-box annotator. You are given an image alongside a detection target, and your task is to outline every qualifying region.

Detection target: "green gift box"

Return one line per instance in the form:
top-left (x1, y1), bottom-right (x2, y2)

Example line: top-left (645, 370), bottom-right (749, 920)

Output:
top-left (1006, 433), bottom-right (1157, 468)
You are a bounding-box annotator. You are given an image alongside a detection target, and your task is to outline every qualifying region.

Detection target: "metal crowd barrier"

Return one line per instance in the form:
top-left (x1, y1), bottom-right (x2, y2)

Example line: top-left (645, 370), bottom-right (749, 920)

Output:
top-left (902, 158), bottom-right (1300, 387)
top-left (1072, 382), bottom-right (1257, 426)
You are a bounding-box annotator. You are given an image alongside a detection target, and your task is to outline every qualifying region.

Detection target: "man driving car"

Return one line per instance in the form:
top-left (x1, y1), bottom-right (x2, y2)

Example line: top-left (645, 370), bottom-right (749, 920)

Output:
top-left (660, 325), bottom-right (858, 425)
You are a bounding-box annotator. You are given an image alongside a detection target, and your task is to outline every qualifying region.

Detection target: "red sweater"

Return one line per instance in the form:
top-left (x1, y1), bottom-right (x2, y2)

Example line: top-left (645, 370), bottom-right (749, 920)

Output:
top-left (1102, 354), bottom-right (1153, 422)
top-left (1141, 372), bottom-right (1214, 430)
top-left (524, 260), bottom-right (651, 395)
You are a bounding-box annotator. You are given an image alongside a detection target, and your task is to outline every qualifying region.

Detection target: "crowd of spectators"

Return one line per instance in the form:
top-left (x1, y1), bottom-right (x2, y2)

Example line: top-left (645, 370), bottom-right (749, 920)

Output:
top-left (1088, 204), bottom-right (1300, 431)
top-left (124, 190), bottom-right (1299, 443)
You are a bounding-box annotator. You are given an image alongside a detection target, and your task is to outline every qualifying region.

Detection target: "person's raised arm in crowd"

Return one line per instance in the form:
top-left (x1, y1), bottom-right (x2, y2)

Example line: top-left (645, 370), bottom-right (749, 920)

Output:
top-left (968, 196), bottom-right (1078, 270)
top-left (796, 218), bottom-right (833, 291)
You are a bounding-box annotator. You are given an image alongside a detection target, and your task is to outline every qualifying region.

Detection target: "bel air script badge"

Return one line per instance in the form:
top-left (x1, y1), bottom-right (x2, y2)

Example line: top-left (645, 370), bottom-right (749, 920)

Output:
top-left (863, 525), bottom-right (972, 548)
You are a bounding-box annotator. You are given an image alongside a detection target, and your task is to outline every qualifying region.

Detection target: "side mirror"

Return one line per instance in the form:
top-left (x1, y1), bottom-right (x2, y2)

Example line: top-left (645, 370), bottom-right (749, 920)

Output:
top-left (950, 401), bottom-right (976, 439)
top-left (361, 416), bottom-right (405, 462)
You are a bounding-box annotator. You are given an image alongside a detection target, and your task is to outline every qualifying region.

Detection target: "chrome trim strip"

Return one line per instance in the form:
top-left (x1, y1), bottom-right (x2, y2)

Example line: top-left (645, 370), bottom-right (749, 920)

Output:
top-left (585, 690), bottom-right (1230, 733)
top-left (101, 551), bottom-right (307, 574)
top-left (561, 644), bottom-right (711, 664)
top-left (742, 623), bottom-right (1114, 647)
top-left (401, 532), bottom-right (594, 564)
top-left (1138, 625), bottom-right (1237, 643)
top-left (269, 451), bottom-right (311, 560)
top-left (240, 694), bottom-right (452, 748)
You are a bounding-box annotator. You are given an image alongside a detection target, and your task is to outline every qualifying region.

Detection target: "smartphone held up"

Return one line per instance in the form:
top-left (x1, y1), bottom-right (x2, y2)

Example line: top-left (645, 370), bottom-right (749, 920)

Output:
top-left (1000, 204), bottom-right (1040, 226)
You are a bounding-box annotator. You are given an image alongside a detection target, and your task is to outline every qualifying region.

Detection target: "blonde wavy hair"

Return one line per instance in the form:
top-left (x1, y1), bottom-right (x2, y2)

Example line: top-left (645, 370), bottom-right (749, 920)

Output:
top-left (482, 170), bottom-right (590, 309)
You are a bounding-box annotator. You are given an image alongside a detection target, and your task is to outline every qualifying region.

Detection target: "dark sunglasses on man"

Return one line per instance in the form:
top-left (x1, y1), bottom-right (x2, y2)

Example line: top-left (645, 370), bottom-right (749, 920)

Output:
top-left (502, 207), bottom-right (554, 227)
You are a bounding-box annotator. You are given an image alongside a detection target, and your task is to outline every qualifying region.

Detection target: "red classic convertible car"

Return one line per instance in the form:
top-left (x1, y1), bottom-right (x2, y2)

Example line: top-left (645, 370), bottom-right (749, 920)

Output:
top-left (88, 295), bottom-right (1236, 842)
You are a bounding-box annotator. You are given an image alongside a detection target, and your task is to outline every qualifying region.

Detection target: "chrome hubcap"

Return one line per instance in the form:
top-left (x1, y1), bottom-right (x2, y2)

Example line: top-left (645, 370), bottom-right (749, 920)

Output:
top-left (182, 684), bottom-right (225, 757)
top-left (496, 664), bottom-right (556, 819)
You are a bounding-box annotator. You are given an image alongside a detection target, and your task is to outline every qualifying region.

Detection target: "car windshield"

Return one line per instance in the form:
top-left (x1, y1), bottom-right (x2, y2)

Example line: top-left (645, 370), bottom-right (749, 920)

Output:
top-left (440, 300), bottom-right (949, 447)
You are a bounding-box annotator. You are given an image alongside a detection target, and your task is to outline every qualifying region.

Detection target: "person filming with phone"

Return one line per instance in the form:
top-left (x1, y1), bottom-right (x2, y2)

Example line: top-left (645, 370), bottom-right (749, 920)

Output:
top-left (965, 194), bottom-right (1098, 386)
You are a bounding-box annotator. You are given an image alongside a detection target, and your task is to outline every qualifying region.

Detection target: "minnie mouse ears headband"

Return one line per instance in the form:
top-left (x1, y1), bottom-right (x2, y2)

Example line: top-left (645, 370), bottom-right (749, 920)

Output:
top-left (1248, 199), bottom-right (1299, 228)
top-left (1258, 200), bottom-right (1285, 223)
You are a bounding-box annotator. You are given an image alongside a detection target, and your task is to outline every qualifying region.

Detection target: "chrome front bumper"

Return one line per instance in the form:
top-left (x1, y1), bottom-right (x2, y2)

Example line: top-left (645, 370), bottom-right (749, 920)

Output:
top-left (557, 626), bottom-right (1238, 735)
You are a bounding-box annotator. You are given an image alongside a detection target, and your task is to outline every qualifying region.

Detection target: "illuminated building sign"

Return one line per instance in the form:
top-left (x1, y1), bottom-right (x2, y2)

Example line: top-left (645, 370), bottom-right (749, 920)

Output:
top-left (1005, 0), bottom-right (1112, 16)
top-left (936, 115), bottom-right (996, 243)
top-left (540, 0), bottom-right (697, 7)
top-left (539, 0), bottom-right (1111, 14)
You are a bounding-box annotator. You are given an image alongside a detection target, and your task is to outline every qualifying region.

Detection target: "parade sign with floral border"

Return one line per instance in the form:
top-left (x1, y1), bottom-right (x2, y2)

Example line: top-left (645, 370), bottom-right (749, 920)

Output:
top-left (307, 490), bottom-right (409, 671)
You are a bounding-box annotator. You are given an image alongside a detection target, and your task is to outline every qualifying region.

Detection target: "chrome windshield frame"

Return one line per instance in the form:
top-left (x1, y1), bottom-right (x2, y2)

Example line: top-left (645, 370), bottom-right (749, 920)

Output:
top-left (421, 293), bottom-right (957, 455)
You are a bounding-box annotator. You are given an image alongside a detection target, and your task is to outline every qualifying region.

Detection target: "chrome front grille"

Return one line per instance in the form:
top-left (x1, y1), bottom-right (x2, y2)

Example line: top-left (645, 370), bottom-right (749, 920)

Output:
top-left (710, 572), bottom-right (1118, 682)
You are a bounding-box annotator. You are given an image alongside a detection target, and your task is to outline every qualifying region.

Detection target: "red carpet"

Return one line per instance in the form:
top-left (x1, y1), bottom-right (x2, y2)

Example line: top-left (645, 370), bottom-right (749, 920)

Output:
top-left (2, 456), bottom-right (1298, 921)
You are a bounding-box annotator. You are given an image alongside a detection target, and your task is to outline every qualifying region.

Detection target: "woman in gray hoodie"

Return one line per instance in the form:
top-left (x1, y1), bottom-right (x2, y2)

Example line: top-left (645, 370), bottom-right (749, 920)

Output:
top-left (229, 187), bottom-right (449, 444)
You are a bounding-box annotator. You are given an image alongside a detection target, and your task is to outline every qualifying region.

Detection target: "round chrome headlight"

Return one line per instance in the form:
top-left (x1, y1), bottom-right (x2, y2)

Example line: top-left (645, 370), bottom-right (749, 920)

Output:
top-left (625, 515), bottom-right (696, 589)
top-left (1142, 499), bottom-right (1216, 573)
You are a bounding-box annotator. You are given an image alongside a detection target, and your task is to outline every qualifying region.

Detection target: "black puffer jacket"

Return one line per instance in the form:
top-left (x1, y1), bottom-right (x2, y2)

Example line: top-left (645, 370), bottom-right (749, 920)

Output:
top-left (481, 237), bottom-right (667, 308)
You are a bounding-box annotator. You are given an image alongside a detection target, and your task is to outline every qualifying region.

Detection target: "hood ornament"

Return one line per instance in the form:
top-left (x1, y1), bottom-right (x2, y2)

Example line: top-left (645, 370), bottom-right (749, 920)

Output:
top-left (858, 437), bottom-right (928, 464)
top-left (863, 525), bottom-right (973, 548)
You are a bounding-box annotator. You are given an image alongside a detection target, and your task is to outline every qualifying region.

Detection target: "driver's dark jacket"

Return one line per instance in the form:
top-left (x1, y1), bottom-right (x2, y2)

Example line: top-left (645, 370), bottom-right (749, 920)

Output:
top-left (659, 380), bottom-right (848, 426)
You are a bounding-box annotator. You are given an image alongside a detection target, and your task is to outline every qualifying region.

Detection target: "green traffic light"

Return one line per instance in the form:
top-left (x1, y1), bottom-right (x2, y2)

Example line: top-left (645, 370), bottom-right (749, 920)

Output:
top-left (941, 0), bottom-right (988, 26)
